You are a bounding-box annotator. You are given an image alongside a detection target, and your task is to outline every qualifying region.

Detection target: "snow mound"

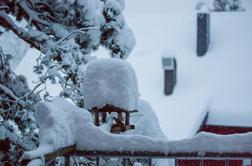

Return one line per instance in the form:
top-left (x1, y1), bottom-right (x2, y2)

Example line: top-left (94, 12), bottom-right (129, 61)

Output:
top-left (22, 98), bottom-right (84, 159)
top-left (83, 58), bottom-right (139, 110)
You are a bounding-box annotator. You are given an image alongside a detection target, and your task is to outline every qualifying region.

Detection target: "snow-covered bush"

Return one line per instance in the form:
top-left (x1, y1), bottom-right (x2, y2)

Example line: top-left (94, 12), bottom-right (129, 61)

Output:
top-left (0, 0), bottom-right (135, 107)
top-left (0, 48), bottom-right (40, 164)
top-left (213, 0), bottom-right (244, 11)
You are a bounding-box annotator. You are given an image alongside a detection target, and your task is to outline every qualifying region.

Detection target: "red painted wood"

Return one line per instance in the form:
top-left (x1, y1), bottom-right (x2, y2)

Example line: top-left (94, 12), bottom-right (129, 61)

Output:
top-left (200, 125), bottom-right (252, 135)
top-left (177, 159), bottom-right (242, 166)
top-left (177, 125), bottom-right (252, 166)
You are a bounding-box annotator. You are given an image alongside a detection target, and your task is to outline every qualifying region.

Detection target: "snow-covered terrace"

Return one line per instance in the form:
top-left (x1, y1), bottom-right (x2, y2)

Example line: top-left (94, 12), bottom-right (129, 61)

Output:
top-left (16, 0), bottom-right (252, 140)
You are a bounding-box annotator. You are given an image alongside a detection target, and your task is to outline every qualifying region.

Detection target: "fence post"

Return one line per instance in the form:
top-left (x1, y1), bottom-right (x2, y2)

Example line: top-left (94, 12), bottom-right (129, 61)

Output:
top-left (200, 160), bottom-right (204, 166)
top-left (48, 160), bottom-right (56, 166)
top-left (95, 108), bottom-right (99, 126)
top-left (225, 160), bottom-right (229, 166)
top-left (148, 158), bottom-right (152, 166)
top-left (65, 155), bottom-right (70, 166)
top-left (96, 157), bottom-right (100, 166)
top-left (122, 158), bottom-right (127, 166)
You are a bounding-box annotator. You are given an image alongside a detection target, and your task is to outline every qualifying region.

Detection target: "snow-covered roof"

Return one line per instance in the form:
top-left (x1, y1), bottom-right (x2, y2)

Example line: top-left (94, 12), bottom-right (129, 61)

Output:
top-left (125, 9), bottom-right (252, 139)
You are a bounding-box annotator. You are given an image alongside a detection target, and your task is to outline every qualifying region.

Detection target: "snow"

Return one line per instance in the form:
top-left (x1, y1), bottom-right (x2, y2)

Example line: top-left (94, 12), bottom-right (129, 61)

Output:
top-left (129, 100), bottom-right (168, 141)
top-left (112, 24), bottom-right (136, 59)
top-left (0, 30), bottom-right (28, 70)
top-left (133, 162), bottom-right (143, 166)
top-left (23, 98), bottom-right (252, 164)
top-left (83, 58), bottom-right (139, 111)
top-left (124, 9), bottom-right (252, 139)
top-left (26, 159), bottom-right (43, 166)
top-left (15, 0), bottom-right (252, 141)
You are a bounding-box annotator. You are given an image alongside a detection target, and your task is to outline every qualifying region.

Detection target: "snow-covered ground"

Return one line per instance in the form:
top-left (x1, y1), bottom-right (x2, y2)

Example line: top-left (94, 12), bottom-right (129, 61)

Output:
top-left (15, 0), bottom-right (252, 140)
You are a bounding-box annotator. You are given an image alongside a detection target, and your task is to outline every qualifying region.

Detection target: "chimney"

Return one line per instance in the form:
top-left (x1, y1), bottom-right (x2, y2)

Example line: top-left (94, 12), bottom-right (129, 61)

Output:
top-left (162, 57), bottom-right (177, 95)
top-left (197, 13), bottom-right (210, 56)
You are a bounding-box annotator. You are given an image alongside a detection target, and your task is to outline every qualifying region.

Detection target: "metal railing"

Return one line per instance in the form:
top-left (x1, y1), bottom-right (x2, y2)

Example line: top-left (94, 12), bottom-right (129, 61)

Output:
top-left (21, 144), bottom-right (252, 166)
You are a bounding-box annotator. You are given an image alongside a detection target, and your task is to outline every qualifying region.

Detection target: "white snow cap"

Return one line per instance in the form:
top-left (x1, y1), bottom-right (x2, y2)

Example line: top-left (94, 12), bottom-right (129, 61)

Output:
top-left (83, 58), bottom-right (139, 110)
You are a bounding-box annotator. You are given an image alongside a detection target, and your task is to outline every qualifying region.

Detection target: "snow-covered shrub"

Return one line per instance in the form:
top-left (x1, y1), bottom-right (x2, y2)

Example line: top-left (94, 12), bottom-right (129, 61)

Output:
top-left (213, 0), bottom-right (244, 11)
top-left (0, 48), bottom-right (40, 164)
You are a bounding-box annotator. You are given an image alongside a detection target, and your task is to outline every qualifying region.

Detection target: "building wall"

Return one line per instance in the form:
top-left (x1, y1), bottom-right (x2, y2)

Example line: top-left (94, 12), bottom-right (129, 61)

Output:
top-left (176, 125), bottom-right (252, 166)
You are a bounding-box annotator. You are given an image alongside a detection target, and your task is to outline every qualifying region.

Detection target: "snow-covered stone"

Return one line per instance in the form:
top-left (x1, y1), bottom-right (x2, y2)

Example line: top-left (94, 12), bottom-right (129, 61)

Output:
top-left (83, 58), bottom-right (139, 110)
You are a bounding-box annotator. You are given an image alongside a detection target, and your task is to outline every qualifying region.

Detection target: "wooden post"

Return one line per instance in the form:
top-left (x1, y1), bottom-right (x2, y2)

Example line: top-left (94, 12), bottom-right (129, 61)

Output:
top-left (118, 112), bottom-right (122, 125)
top-left (122, 158), bottom-right (127, 166)
top-left (125, 112), bottom-right (129, 125)
top-left (65, 155), bottom-right (70, 166)
top-left (148, 158), bottom-right (152, 166)
top-left (200, 160), bottom-right (204, 166)
top-left (102, 112), bottom-right (107, 123)
top-left (96, 157), bottom-right (100, 166)
top-left (94, 108), bottom-right (99, 126)
top-left (225, 160), bottom-right (229, 166)
top-left (175, 159), bottom-right (179, 166)
top-left (48, 160), bottom-right (56, 166)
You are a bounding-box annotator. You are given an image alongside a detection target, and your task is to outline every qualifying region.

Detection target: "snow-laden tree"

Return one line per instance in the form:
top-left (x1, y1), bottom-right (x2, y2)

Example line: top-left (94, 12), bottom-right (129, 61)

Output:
top-left (213, 0), bottom-right (243, 11)
top-left (0, 47), bottom-right (40, 164)
top-left (0, 0), bottom-right (135, 107)
top-left (0, 28), bottom-right (28, 70)
top-left (0, 0), bottom-right (135, 164)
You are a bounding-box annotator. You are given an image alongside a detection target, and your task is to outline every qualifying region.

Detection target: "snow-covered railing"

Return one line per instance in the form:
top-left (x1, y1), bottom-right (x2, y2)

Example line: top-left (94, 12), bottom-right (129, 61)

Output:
top-left (20, 98), bottom-right (252, 166)
top-left (20, 144), bottom-right (252, 166)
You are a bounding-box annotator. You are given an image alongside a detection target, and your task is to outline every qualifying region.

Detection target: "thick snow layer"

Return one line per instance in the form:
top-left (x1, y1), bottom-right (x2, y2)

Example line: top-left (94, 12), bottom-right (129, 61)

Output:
top-left (126, 11), bottom-right (252, 139)
top-left (83, 58), bottom-right (139, 110)
top-left (23, 98), bottom-right (252, 163)
top-left (16, 0), bottom-right (252, 140)
top-left (0, 30), bottom-right (27, 70)
top-left (130, 100), bottom-right (168, 141)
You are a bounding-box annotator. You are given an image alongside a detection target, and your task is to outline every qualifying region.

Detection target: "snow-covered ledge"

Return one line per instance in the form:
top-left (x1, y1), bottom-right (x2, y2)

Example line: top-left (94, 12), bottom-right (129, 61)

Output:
top-left (22, 98), bottom-right (252, 162)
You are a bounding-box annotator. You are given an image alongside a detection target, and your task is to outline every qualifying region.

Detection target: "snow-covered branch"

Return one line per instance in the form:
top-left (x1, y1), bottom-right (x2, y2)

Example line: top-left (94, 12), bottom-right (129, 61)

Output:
top-left (0, 11), bottom-right (43, 51)
top-left (0, 83), bottom-right (18, 100)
